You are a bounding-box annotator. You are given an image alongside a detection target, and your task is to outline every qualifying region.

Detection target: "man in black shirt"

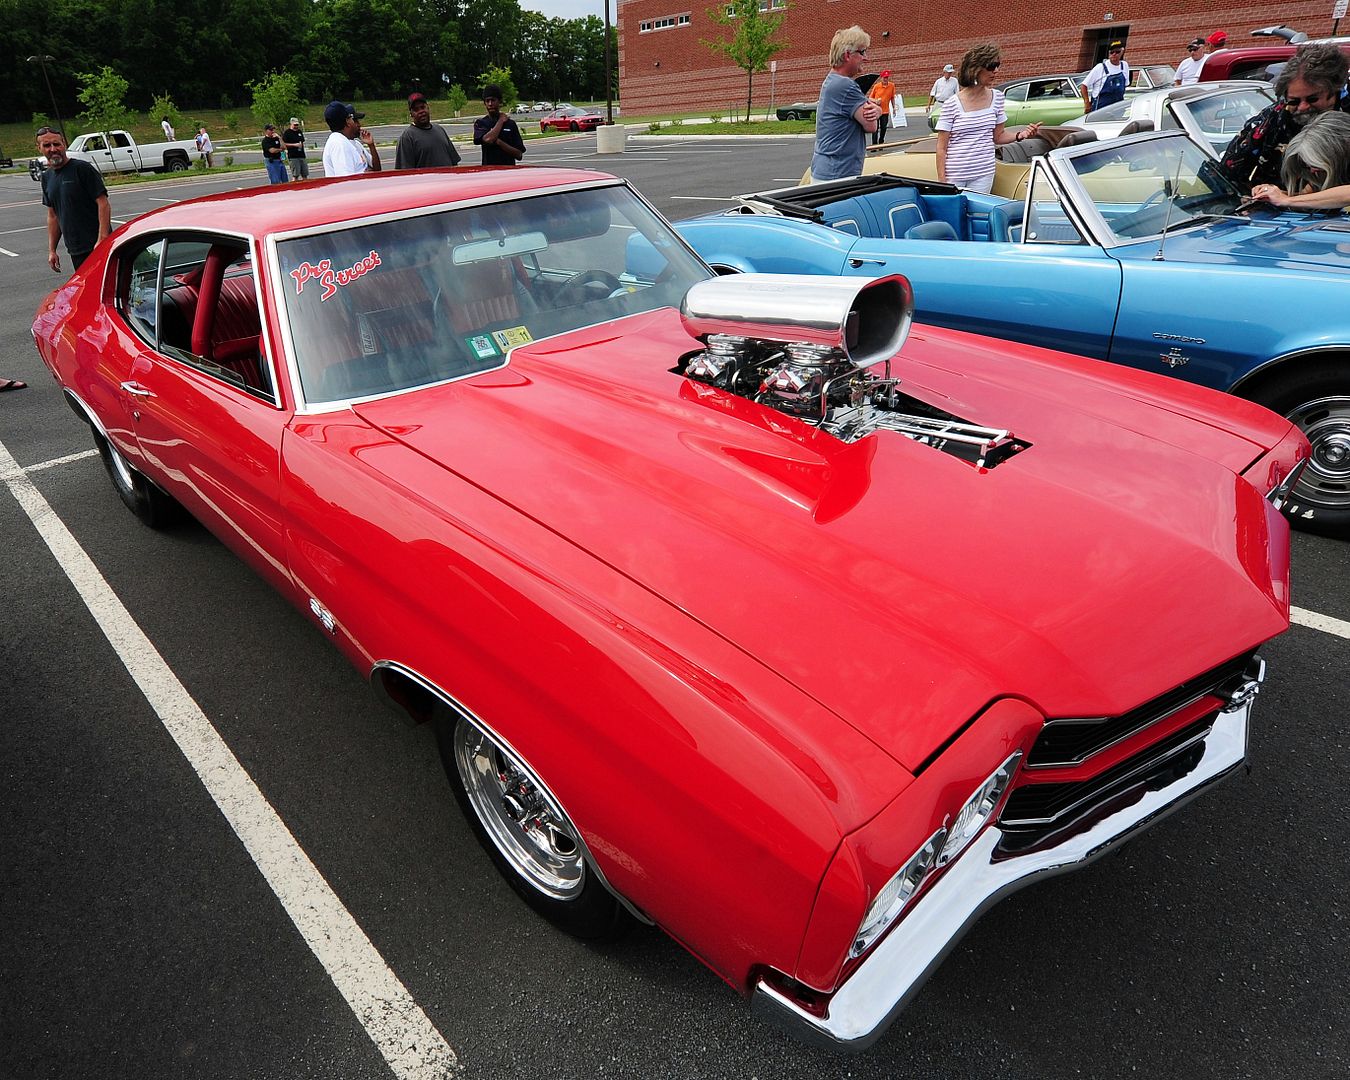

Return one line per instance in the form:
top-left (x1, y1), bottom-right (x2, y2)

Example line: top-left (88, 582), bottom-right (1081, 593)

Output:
top-left (473, 84), bottom-right (525, 165)
top-left (282, 117), bottom-right (309, 180)
top-left (262, 124), bottom-right (289, 184)
top-left (395, 92), bottom-right (463, 169)
top-left (37, 126), bottom-right (110, 272)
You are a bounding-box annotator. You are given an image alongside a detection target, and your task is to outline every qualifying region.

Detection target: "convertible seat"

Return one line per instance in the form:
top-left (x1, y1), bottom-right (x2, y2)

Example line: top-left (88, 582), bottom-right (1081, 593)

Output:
top-left (988, 201), bottom-right (1026, 242)
top-left (435, 255), bottom-right (525, 334)
top-left (998, 137), bottom-right (1051, 164)
top-left (905, 220), bottom-right (959, 241)
top-left (1118, 119), bottom-right (1155, 136)
top-left (1055, 129), bottom-right (1099, 147)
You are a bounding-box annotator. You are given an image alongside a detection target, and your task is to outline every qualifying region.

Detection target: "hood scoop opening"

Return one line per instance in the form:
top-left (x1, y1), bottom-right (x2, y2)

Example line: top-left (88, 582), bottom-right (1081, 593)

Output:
top-left (677, 273), bottom-right (1030, 469)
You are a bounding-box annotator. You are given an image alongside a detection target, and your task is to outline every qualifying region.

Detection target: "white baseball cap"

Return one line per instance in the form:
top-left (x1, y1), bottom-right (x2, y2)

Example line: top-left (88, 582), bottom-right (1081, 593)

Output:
top-left (943, 64), bottom-right (954, 72)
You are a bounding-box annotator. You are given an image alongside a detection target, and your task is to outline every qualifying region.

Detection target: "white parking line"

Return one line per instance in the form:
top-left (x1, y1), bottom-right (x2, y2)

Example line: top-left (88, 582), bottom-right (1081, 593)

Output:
top-left (24, 448), bottom-right (98, 472)
top-left (1292, 606), bottom-right (1350, 639)
top-left (0, 437), bottom-right (461, 1080)
top-left (0, 246), bottom-right (18, 257)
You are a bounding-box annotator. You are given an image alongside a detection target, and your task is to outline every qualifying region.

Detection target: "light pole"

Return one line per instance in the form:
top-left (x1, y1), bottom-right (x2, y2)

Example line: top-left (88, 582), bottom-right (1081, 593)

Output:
top-left (603, 0), bottom-right (613, 123)
top-left (27, 54), bottom-right (64, 137)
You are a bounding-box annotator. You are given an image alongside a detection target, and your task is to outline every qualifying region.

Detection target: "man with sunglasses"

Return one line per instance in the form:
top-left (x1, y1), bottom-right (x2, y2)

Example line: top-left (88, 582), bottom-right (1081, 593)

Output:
top-left (1174, 39), bottom-right (1206, 86)
top-left (810, 25), bottom-right (882, 181)
top-left (1081, 40), bottom-right (1129, 113)
top-left (1217, 42), bottom-right (1350, 195)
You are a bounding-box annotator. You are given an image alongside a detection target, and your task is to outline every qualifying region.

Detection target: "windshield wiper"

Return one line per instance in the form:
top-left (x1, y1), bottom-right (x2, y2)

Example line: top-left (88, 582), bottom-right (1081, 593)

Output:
top-left (1159, 213), bottom-right (1225, 234)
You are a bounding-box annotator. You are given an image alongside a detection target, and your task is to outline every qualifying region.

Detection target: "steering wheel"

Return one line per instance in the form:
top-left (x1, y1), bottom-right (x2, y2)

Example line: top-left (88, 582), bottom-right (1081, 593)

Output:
top-left (555, 269), bottom-right (623, 305)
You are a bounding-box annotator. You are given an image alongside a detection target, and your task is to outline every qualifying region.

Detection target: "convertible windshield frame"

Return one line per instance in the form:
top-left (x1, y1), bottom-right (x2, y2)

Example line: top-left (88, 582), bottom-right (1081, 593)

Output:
top-left (265, 178), bottom-right (713, 413)
top-left (1044, 130), bottom-right (1248, 248)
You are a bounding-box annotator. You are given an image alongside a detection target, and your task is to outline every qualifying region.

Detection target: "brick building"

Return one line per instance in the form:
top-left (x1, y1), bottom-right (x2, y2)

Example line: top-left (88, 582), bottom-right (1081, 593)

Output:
top-left (617, 1), bottom-right (1334, 114)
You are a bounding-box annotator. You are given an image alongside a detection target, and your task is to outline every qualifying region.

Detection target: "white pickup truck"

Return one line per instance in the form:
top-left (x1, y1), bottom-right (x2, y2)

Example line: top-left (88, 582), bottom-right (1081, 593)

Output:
top-left (30, 129), bottom-right (203, 179)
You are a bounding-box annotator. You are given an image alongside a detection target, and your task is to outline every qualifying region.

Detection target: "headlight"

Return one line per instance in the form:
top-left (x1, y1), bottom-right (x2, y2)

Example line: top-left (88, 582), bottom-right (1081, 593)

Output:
top-left (849, 750), bottom-right (1022, 959)
top-left (937, 750), bottom-right (1022, 868)
top-left (850, 828), bottom-right (945, 958)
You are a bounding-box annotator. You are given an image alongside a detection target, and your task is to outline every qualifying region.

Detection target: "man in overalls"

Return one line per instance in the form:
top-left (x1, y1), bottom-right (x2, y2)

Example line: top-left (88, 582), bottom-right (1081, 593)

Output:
top-left (1081, 41), bottom-right (1130, 113)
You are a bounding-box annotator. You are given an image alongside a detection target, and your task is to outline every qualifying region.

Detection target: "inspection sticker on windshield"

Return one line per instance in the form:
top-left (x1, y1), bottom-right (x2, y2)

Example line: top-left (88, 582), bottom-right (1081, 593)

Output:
top-left (493, 326), bottom-right (533, 350)
top-left (466, 334), bottom-right (500, 360)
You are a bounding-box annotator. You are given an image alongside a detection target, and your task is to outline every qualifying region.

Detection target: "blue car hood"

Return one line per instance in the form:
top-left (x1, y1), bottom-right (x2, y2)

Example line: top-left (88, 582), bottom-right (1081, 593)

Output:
top-left (1119, 216), bottom-right (1350, 273)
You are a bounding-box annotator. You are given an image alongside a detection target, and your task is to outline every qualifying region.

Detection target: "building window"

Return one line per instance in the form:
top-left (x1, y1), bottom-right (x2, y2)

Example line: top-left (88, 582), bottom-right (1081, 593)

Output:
top-left (640, 13), bottom-right (691, 32)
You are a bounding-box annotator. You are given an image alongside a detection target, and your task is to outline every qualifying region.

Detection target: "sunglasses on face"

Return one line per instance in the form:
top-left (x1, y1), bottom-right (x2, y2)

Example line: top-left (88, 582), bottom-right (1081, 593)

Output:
top-left (853, 49), bottom-right (867, 57)
top-left (1284, 92), bottom-right (1328, 107)
top-left (983, 62), bottom-right (1001, 71)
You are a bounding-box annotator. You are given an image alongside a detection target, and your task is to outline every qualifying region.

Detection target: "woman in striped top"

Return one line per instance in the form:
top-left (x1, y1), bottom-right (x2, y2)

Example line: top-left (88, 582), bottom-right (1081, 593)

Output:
top-left (936, 43), bottom-right (1042, 193)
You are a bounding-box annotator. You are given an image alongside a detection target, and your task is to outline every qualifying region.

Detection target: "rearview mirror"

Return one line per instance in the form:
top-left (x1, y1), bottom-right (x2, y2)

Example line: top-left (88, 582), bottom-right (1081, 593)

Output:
top-left (452, 231), bottom-right (547, 265)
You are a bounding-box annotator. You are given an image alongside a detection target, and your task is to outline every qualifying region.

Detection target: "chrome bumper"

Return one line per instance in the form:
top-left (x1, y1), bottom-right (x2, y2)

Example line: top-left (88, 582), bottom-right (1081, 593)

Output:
top-left (751, 696), bottom-right (1254, 1051)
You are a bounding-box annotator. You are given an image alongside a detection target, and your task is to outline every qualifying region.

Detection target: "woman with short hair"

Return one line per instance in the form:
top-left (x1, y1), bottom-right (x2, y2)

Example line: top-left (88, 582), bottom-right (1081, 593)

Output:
top-left (935, 43), bottom-right (1041, 193)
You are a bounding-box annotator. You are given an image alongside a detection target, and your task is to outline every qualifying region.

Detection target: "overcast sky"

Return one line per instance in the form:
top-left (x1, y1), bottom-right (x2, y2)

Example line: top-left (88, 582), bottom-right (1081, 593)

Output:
top-left (521, 0), bottom-right (611, 22)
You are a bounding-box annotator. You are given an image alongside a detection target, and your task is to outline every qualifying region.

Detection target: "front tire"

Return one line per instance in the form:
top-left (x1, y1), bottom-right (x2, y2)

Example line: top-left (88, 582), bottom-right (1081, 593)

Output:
top-left (1247, 360), bottom-right (1350, 538)
top-left (435, 712), bottom-right (630, 940)
top-left (93, 429), bottom-right (182, 528)
top-left (569, 121), bottom-right (580, 132)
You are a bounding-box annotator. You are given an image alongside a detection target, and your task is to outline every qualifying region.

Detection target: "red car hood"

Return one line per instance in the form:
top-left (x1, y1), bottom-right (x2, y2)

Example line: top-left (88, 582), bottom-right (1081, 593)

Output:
top-left (353, 310), bottom-right (1292, 770)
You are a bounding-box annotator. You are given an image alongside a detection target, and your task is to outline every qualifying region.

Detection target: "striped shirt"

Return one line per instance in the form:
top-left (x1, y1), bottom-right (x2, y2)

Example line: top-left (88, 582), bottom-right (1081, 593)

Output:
top-left (937, 90), bottom-right (1006, 186)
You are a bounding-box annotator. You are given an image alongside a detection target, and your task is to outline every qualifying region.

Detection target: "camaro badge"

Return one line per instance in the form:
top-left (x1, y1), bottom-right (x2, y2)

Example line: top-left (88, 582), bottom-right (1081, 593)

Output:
top-left (1160, 347), bottom-right (1189, 368)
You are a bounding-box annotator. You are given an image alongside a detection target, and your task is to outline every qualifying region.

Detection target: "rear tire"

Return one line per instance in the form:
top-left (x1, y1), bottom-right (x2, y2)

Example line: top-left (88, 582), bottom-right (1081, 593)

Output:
top-left (166, 156), bottom-right (189, 172)
top-left (1245, 359), bottom-right (1350, 538)
top-left (435, 711), bottom-right (631, 941)
top-left (93, 429), bottom-right (182, 529)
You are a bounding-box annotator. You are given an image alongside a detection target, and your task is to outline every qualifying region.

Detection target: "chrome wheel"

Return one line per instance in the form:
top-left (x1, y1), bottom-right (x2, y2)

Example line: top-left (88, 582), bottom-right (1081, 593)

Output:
top-left (1288, 395), bottom-right (1350, 511)
top-left (452, 720), bottom-right (585, 901)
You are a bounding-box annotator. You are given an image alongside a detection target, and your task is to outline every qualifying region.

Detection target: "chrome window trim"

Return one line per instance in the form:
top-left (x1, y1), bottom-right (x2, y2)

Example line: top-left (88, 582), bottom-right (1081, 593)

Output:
top-left (752, 694), bottom-right (1257, 1051)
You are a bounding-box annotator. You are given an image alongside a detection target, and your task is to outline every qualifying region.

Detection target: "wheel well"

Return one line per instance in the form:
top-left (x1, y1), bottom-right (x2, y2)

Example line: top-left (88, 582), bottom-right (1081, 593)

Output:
top-left (1229, 349), bottom-right (1350, 404)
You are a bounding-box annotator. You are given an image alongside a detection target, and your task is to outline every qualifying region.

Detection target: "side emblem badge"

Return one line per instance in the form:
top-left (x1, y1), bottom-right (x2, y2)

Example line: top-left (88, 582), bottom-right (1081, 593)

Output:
top-left (309, 598), bottom-right (337, 634)
top-left (1159, 347), bottom-right (1189, 369)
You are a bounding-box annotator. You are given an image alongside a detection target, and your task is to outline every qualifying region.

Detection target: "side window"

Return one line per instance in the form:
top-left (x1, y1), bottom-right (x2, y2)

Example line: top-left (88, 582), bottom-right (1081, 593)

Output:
top-left (119, 239), bottom-right (165, 344)
top-left (117, 235), bottom-right (274, 404)
top-left (84, 134), bottom-right (106, 152)
top-left (111, 132), bottom-right (132, 148)
top-left (1004, 83), bottom-right (1029, 103)
top-left (1025, 169), bottom-right (1086, 246)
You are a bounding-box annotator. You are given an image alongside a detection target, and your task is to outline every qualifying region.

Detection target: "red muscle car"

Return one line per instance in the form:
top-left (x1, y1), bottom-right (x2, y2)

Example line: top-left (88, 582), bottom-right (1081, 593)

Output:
top-left (31, 167), bottom-right (1307, 1050)
top-left (539, 106), bottom-right (604, 132)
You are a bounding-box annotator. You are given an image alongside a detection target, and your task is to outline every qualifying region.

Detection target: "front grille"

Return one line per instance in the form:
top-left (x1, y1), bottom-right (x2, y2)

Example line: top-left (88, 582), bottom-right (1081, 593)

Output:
top-left (1026, 651), bottom-right (1256, 768)
top-left (996, 714), bottom-right (1216, 855)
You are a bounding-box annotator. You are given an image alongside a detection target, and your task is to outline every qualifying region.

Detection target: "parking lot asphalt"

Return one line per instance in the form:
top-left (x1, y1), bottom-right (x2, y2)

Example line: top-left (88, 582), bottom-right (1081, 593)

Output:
top-left (1, 140), bottom-right (1347, 1080)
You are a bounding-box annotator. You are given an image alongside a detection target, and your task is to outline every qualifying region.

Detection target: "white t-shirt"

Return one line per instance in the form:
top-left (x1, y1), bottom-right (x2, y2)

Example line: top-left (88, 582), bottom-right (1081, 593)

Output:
top-left (196, 131), bottom-right (213, 153)
top-left (323, 130), bottom-right (370, 177)
top-left (1175, 55), bottom-right (1203, 85)
top-left (930, 76), bottom-right (958, 102)
top-left (161, 119), bottom-right (175, 140)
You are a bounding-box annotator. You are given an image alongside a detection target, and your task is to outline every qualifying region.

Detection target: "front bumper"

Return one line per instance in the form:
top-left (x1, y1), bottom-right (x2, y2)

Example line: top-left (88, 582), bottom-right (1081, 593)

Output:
top-left (751, 693), bottom-right (1255, 1051)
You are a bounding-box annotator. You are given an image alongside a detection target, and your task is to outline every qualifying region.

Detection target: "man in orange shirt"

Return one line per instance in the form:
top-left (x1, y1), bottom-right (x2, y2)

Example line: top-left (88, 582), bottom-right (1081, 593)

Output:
top-left (868, 69), bottom-right (900, 144)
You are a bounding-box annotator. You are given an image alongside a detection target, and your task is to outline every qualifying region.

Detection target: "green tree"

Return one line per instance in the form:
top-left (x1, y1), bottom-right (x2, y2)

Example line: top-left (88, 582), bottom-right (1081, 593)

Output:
top-left (75, 65), bottom-right (132, 142)
top-left (477, 64), bottom-right (517, 110)
top-left (447, 83), bottom-right (469, 117)
top-left (248, 70), bottom-right (305, 130)
top-left (150, 92), bottom-right (183, 136)
top-left (703, 0), bottom-right (789, 121)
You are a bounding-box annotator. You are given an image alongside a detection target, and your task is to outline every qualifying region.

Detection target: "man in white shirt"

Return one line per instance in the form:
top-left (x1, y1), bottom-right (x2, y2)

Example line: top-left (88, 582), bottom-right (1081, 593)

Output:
top-left (321, 100), bottom-right (382, 177)
top-left (1174, 39), bottom-right (1206, 85)
top-left (160, 116), bottom-right (175, 140)
top-left (927, 64), bottom-right (958, 109)
top-left (1081, 41), bottom-right (1130, 112)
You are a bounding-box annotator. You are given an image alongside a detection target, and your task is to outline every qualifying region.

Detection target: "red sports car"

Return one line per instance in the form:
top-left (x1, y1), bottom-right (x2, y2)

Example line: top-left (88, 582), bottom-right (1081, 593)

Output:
top-left (539, 106), bottom-right (604, 132)
top-left (32, 167), bottom-right (1307, 1050)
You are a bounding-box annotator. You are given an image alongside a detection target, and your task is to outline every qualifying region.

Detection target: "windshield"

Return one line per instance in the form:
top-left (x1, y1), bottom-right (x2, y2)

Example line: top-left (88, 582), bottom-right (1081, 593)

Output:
top-left (1063, 135), bottom-right (1245, 242)
top-left (276, 184), bottom-right (711, 405)
top-left (1171, 88), bottom-right (1273, 152)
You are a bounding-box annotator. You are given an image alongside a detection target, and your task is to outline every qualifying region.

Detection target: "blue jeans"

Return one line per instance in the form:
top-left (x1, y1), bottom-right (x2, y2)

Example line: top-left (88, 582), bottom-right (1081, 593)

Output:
top-left (266, 159), bottom-right (289, 184)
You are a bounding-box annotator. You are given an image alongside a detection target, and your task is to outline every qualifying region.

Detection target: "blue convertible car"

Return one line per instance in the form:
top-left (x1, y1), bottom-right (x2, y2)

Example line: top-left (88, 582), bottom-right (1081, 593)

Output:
top-left (675, 130), bottom-right (1350, 538)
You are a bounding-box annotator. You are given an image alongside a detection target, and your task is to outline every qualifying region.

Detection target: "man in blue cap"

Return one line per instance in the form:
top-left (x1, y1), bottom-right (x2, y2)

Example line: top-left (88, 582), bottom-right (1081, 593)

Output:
top-left (321, 100), bottom-right (382, 177)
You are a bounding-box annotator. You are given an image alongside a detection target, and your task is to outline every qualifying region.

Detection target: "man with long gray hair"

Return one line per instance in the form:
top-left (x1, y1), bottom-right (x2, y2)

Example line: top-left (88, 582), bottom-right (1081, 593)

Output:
top-left (1217, 42), bottom-right (1350, 193)
top-left (810, 26), bottom-right (881, 181)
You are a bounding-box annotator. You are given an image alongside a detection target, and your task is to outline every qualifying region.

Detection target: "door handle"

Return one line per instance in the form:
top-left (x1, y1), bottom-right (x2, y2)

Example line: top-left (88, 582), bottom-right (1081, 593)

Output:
top-left (120, 381), bottom-right (154, 398)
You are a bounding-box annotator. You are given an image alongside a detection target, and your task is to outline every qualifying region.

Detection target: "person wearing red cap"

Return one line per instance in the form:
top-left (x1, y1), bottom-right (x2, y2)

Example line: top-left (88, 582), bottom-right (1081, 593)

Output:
top-left (868, 69), bottom-right (900, 144)
top-left (1205, 31), bottom-right (1228, 53)
top-left (395, 92), bottom-right (462, 170)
